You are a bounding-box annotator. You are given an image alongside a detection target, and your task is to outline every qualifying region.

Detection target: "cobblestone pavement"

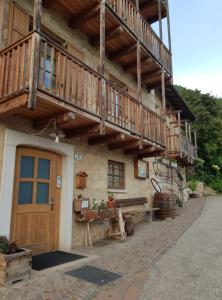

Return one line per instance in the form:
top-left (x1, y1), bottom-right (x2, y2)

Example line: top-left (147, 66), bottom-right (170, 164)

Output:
top-left (140, 196), bottom-right (222, 300)
top-left (0, 198), bottom-right (205, 300)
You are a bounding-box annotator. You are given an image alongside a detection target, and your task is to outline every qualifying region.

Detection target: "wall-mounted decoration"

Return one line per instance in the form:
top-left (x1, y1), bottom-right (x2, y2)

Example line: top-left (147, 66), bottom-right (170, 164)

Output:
top-left (73, 195), bottom-right (90, 212)
top-left (134, 160), bottom-right (149, 179)
top-left (76, 171), bottom-right (88, 189)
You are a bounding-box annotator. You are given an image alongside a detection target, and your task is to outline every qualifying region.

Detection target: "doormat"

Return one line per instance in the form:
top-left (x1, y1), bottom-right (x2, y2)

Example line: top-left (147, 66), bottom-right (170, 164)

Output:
top-left (32, 251), bottom-right (86, 271)
top-left (65, 265), bottom-right (121, 286)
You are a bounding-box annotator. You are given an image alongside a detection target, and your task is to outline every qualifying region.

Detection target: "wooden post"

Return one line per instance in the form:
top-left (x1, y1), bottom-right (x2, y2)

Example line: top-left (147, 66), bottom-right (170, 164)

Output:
top-left (165, 0), bottom-right (172, 54)
top-left (185, 121), bottom-right (188, 139)
top-left (194, 130), bottom-right (197, 157)
top-left (137, 41), bottom-right (143, 140)
top-left (136, 0), bottom-right (139, 10)
top-left (188, 123), bottom-right (192, 142)
top-left (137, 41), bottom-right (142, 102)
top-left (165, 0), bottom-right (173, 78)
top-left (158, 0), bottom-right (166, 117)
top-left (99, 0), bottom-right (106, 134)
top-left (158, 0), bottom-right (163, 41)
top-left (33, 0), bottom-right (42, 31)
top-left (28, 0), bottom-right (42, 109)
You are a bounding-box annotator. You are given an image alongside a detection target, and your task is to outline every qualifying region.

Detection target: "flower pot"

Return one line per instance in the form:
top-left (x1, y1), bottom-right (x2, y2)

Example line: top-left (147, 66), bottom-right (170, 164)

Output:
top-left (98, 208), bottom-right (110, 219)
top-left (83, 209), bottom-right (99, 221)
top-left (107, 200), bottom-right (115, 209)
top-left (0, 248), bottom-right (32, 286)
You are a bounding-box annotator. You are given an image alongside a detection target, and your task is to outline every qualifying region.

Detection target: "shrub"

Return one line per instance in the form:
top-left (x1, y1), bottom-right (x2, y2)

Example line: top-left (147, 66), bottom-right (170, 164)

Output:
top-left (0, 236), bottom-right (17, 255)
top-left (187, 180), bottom-right (198, 192)
top-left (209, 178), bottom-right (222, 193)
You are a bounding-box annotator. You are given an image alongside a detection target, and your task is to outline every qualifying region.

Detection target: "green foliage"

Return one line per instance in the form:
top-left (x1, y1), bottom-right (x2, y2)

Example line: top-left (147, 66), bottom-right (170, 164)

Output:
top-left (187, 180), bottom-right (198, 192)
top-left (175, 85), bottom-right (222, 193)
top-left (0, 236), bottom-right (17, 255)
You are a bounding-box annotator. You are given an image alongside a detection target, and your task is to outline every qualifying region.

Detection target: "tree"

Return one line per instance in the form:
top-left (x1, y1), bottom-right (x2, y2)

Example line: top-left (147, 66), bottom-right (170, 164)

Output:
top-left (175, 85), bottom-right (222, 192)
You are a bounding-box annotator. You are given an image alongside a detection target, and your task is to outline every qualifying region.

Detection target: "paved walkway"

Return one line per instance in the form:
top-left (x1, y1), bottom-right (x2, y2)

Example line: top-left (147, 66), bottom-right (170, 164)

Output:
top-left (0, 197), bottom-right (205, 300)
top-left (140, 196), bottom-right (222, 300)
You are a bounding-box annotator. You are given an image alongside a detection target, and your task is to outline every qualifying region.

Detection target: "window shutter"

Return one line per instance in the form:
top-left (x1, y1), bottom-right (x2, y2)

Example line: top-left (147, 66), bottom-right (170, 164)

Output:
top-left (8, 3), bottom-right (29, 45)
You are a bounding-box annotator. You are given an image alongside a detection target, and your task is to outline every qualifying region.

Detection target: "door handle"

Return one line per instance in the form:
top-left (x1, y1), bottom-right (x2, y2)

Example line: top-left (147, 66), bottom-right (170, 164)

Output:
top-left (49, 198), bottom-right (55, 211)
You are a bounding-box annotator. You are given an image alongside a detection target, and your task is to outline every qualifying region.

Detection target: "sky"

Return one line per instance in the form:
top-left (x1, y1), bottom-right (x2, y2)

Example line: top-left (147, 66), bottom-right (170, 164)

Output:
top-left (163, 0), bottom-right (222, 97)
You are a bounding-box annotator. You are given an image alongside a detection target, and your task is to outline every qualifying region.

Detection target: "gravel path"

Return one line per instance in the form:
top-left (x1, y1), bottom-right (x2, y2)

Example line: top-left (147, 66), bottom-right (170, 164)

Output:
top-left (140, 196), bottom-right (222, 300)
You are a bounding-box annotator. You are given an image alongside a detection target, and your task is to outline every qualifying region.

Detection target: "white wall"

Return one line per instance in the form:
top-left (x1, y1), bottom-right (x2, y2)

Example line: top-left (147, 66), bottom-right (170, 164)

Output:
top-left (0, 129), bottom-right (74, 251)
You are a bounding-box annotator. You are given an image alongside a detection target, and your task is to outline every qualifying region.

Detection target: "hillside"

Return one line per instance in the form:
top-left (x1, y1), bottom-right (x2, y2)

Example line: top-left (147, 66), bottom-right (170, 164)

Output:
top-left (175, 85), bottom-right (222, 192)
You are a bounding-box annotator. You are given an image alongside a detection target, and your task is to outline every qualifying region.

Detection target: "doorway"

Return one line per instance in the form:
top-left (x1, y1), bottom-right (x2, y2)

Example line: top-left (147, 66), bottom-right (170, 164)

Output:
top-left (11, 147), bottom-right (62, 255)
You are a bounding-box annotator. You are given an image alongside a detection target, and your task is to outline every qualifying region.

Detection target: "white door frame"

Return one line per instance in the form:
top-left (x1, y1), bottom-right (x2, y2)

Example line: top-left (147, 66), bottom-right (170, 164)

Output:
top-left (0, 129), bottom-right (74, 251)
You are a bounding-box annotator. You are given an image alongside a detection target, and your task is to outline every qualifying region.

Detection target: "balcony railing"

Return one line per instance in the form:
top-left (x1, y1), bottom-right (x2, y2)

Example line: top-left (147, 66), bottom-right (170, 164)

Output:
top-left (181, 135), bottom-right (197, 159)
top-left (167, 133), bottom-right (197, 160)
top-left (106, 0), bottom-right (172, 74)
top-left (0, 31), bottom-right (166, 147)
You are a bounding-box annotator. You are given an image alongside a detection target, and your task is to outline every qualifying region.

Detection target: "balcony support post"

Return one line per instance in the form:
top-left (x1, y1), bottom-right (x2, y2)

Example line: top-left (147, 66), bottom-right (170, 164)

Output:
top-left (194, 130), bottom-right (197, 157)
top-left (185, 121), bottom-right (188, 139)
top-left (137, 41), bottom-right (143, 139)
top-left (99, 0), bottom-right (106, 135)
top-left (28, 0), bottom-right (42, 110)
top-left (135, 0), bottom-right (139, 10)
top-left (165, 0), bottom-right (173, 76)
top-left (188, 123), bottom-right (192, 143)
top-left (158, 0), bottom-right (166, 118)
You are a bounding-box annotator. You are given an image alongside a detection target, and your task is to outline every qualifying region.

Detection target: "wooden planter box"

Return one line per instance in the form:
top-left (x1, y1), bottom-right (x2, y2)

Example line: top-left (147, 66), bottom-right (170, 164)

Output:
top-left (0, 248), bottom-right (32, 286)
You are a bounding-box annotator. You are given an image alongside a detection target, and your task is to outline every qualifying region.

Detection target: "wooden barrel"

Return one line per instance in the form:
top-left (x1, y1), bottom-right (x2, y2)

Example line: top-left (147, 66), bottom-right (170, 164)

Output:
top-left (124, 215), bottom-right (134, 236)
top-left (153, 192), bottom-right (177, 219)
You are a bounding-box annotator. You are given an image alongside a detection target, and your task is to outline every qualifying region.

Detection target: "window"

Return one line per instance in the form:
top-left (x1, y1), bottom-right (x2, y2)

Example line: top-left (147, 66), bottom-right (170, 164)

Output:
top-left (108, 160), bottom-right (125, 190)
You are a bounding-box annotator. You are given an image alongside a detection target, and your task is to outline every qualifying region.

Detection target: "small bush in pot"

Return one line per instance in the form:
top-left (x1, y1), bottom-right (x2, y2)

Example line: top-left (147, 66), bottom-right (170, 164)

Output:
top-left (0, 236), bottom-right (18, 255)
top-left (0, 236), bottom-right (32, 286)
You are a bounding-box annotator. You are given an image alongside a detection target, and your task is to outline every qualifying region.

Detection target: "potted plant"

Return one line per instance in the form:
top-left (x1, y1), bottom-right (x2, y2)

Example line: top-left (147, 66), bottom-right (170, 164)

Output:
top-left (98, 200), bottom-right (110, 219)
top-left (0, 236), bottom-right (32, 286)
top-left (107, 193), bottom-right (116, 208)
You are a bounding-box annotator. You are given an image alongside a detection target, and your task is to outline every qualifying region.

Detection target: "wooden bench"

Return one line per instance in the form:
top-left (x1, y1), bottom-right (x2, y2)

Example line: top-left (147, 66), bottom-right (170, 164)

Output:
top-left (109, 198), bottom-right (160, 240)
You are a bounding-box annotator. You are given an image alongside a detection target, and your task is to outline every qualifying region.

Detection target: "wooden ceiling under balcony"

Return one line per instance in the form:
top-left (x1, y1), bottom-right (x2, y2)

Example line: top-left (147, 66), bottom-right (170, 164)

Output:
top-left (138, 0), bottom-right (167, 24)
top-left (42, 0), bottom-right (170, 90)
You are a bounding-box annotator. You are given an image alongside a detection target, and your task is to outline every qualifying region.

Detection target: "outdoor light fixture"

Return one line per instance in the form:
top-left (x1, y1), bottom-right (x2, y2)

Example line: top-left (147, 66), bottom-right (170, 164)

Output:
top-left (49, 129), bottom-right (66, 143)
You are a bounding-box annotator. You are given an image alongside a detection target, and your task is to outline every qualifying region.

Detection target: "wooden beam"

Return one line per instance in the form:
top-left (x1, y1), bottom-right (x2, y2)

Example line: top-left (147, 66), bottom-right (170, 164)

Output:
top-left (142, 69), bottom-right (161, 81)
top-left (99, 0), bottom-right (106, 134)
top-left (69, 4), bottom-right (100, 29)
top-left (91, 25), bottom-right (123, 47)
top-left (108, 140), bottom-right (140, 151)
top-left (137, 41), bottom-right (142, 102)
top-left (110, 43), bottom-right (136, 60)
top-left (138, 150), bottom-right (165, 159)
top-left (124, 57), bottom-right (153, 73)
top-left (124, 145), bottom-right (153, 155)
top-left (65, 124), bottom-right (100, 138)
top-left (33, 0), bottom-right (42, 31)
top-left (88, 133), bottom-right (125, 145)
top-left (34, 112), bottom-right (75, 130)
top-left (165, 0), bottom-right (172, 54)
top-left (28, 0), bottom-right (42, 110)
top-left (0, 94), bottom-right (28, 117)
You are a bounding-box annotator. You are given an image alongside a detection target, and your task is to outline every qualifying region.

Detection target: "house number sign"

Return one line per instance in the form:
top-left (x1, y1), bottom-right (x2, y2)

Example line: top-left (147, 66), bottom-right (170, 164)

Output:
top-left (56, 176), bottom-right (62, 188)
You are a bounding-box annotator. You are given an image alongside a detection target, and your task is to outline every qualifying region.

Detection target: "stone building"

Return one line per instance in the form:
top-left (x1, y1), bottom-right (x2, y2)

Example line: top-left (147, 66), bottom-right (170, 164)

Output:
top-left (0, 0), bottom-right (197, 252)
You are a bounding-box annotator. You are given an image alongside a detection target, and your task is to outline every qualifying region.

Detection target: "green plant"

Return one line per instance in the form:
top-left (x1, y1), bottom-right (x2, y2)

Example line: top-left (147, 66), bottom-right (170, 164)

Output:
top-left (0, 236), bottom-right (18, 255)
top-left (187, 180), bottom-right (198, 192)
top-left (98, 199), bottom-right (108, 210)
top-left (92, 198), bottom-right (98, 210)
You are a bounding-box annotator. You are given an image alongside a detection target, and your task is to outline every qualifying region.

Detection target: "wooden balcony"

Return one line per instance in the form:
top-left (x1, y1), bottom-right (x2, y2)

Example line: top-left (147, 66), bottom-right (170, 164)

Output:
top-left (43, 0), bottom-right (172, 89)
top-left (167, 133), bottom-right (197, 166)
top-left (0, 32), bottom-right (166, 156)
top-left (138, 0), bottom-right (167, 24)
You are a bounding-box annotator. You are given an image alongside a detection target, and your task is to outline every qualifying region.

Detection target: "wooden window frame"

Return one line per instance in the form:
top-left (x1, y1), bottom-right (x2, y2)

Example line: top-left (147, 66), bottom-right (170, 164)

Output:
top-left (108, 160), bottom-right (125, 190)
